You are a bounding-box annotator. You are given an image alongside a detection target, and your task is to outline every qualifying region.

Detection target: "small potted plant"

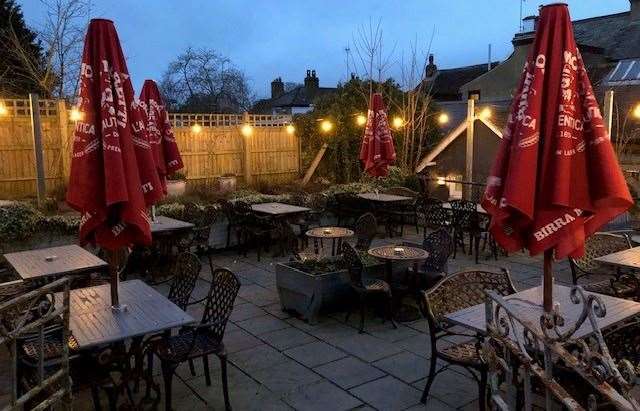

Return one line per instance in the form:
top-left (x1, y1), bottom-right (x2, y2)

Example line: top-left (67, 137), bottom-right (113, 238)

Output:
top-left (166, 171), bottom-right (187, 197)
top-left (276, 256), bottom-right (351, 324)
top-left (217, 173), bottom-right (237, 194)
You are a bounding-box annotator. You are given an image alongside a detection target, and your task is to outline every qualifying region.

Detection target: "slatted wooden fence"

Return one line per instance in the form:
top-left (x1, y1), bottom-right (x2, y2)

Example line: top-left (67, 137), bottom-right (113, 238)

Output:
top-left (0, 99), bottom-right (299, 199)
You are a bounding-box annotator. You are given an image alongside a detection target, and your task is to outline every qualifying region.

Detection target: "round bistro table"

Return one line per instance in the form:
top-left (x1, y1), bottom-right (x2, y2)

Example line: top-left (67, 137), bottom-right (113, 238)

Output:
top-left (306, 227), bottom-right (355, 256)
top-left (368, 245), bottom-right (429, 322)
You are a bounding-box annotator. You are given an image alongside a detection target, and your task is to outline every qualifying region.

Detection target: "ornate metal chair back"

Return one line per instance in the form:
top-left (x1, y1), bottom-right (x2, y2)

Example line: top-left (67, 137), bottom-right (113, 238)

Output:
top-left (569, 232), bottom-right (631, 279)
top-left (0, 278), bottom-right (72, 410)
top-left (421, 228), bottom-right (453, 273)
top-left (339, 242), bottom-right (365, 288)
top-left (167, 252), bottom-right (202, 311)
top-left (422, 202), bottom-right (452, 230)
top-left (183, 202), bottom-right (204, 225)
top-left (449, 199), bottom-right (478, 229)
top-left (201, 268), bottom-right (241, 343)
top-left (354, 213), bottom-right (377, 251)
top-left (424, 268), bottom-right (515, 330)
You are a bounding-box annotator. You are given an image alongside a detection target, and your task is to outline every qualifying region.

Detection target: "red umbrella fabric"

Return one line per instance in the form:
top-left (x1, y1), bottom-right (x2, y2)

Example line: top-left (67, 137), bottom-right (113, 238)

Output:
top-left (139, 79), bottom-right (184, 193)
top-left (481, 4), bottom-right (632, 260)
top-left (67, 19), bottom-right (161, 250)
top-left (359, 93), bottom-right (396, 177)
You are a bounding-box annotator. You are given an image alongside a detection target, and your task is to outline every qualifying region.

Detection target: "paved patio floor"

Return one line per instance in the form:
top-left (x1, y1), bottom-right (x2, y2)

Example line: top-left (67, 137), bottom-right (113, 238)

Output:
top-left (3, 226), bottom-right (580, 410)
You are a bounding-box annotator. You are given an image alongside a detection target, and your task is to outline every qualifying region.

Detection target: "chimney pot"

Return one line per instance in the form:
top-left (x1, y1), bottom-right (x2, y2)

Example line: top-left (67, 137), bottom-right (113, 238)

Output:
top-left (631, 0), bottom-right (640, 22)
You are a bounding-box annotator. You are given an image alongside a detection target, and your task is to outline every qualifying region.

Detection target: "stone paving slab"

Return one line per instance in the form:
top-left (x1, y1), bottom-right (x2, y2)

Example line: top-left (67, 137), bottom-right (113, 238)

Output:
top-left (313, 357), bottom-right (386, 389)
top-left (260, 327), bottom-right (318, 351)
top-left (251, 359), bottom-right (324, 394)
top-left (284, 341), bottom-right (348, 368)
top-left (349, 375), bottom-right (422, 410)
top-left (330, 333), bottom-right (404, 362)
top-left (282, 380), bottom-right (362, 411)
top-left (412, 368), bottom-right (479, 408)
top-left (236, 313), bottom-right (290, 335)
top-left (372, 351), bottom-right (429, 384)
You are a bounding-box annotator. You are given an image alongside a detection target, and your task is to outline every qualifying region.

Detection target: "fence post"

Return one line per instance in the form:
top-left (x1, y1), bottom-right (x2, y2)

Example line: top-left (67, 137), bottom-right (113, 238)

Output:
top-left (57, 100), bottom-right (71, 185)
top-left (465, 98), bottom-right (475, 200)
top-left (242, 112), bottom-right (253, 185)
top-left (603, 89), bottom-right (614, 140)
top-left (29, 94), bottom-right (46, 206)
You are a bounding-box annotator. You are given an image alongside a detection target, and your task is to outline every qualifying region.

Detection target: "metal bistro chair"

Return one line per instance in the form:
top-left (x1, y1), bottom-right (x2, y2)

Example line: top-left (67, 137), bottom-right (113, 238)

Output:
top-left (449, 199), bottom-right (479, 259)
top-left (420, 269), bottom-right (516, 409)
top-left (418, 201), bottom-right (452, 239)
top-left (381, 187), bottom-right (418, 237)
top-left (340, 242), bottom-right (395, 334)
top-left (354, 213), bottom-right (378, 251)
top-left (406, 228), bottom-right (453, 291)
top-left (290, 193), bottom-right (326, 249)
top-left (183, 203), bottom-right (219, 254)
top-left (150, 268), bottom-right (240, 411)
top-left (569, 232), bottom-right (640, 299)
top-left (234, 201), bottom-right (278, 261)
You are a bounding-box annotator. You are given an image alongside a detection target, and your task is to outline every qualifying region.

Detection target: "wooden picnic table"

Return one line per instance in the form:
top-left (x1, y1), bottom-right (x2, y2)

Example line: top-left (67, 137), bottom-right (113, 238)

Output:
top-left (151, 215), bottom-right (194, 234)
top-left (58, 279), bottom-right (194, 349)
top-left (3, 244), bottom-right (108, 283)
top-left (357, 193), bottom-right (413, 203)
top-left (446, 284), bottom-right (640, 340)
top-left (595, 246), bottom-right (640, 270)
top-left (250, 202), bottom-right (311, 216)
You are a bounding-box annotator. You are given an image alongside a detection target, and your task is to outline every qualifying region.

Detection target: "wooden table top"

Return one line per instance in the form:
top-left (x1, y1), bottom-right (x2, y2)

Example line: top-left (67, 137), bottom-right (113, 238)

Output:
top-left (595, 246), bottom-right (640, 270)
top-left (58, 279), bottom-right (194, 348)
top-left (251, 202), bottom-right (311, 215)
top-left (151, 216), bottom-right (194, 234)
top-left (357, 193), bottom-right (413, 202)
top-left (3, 245), bottom-right (108, 281)
top-left (446, 285), bottom-right (640, 340)
top-left (368, 245), bottom-right (429, 261)
top-left (442, 202), bottom-right (487, 214)
top-left (306, 227), bottom-right (354, 239)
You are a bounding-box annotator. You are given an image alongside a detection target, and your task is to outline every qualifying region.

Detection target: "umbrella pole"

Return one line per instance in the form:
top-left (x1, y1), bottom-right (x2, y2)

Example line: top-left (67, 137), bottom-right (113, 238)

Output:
top-left (107, 248), bottom-right (127, 311)
top-left (543, 249), bottom-right (553, 312)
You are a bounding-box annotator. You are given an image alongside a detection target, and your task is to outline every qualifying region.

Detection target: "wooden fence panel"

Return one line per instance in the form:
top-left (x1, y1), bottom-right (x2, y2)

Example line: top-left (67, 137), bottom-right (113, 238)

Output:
top-left (0, 99), bottom-right (298, 199)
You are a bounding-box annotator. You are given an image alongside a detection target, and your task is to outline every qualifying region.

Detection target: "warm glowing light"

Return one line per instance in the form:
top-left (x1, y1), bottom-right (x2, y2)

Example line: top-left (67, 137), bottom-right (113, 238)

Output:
top-left (191, 123), bottom-right (202, 134)
top-left (436, 176), bottom-right (446, 186)
top-left (356, 114), bottom-right (367, 126)
top-left (320, 120), bottom-right (333, 133)
top-left (0, 102), bottom-right (7, 116)
top-left (437, 113), bottom-right (449, 125)
top-left (69, 107), bottom-right (83, 122)
top-left (286, 124), bottom-right (295, 134)
top-left (633, 104), bottom-right (640, 119)
top-left (241, 123), bottom-right (253, 137)
top-left (392, 117), bottom-right (404, 129)
top-left (479, 107), bottom-right (492, 119)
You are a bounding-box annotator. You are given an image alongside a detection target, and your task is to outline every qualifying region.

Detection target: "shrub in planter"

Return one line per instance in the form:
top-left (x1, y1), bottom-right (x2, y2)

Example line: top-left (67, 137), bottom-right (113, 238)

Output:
top-left (166, 171), bottom-right (187, 197)
top-left (0, 203), bottom-right (42, 242)
top-left (276, 257), bottom-right (351, 324)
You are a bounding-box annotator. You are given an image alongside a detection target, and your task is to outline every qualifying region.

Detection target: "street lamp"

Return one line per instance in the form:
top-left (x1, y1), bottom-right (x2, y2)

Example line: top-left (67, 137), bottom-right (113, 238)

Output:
top-left (0, 101), bottom-right (7, 116)
top-left (391, 116), bottom-right (404, 130)
top-left (479, 107), bottom-right (492, 120)
top-left (633, 103), bottom-right (640, 120)
top-left (241, 123), bottom-right (253, 137)
top-left (356, 114), bottom-right (367, 126)
top-left (69, 107), bottom-right (83, 122)
top-left (437, 113), bottom-right (449, 125)
top-left (320, 120), bottom-right (333, 133)
top-left (191, 123), bottom-right (202, 134)
top-left (286, 124), bottom-right (295, 135)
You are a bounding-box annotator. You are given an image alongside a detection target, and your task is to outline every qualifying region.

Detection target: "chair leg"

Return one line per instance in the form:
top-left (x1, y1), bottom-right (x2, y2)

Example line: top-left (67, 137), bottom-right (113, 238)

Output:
top-left (202, 355), bottom-right (212, 386)
top-left (387, 294), bottom-right (397, 329)
top-left (103, 386), bottom-right (118, 411)
top-left (479, 370), bottom-right (488, 411)
top-left (188, 359), bottom-right (196, 376)
top-left (474, 235), bottom-right (480, 264)
top-left (226, 224), bottom-right (232, 248)
top-left (420, 358), bottom-right (438, 403)
top-left (358, 295), bottom-right (366, 334)
top-left (161, 362), bottom-right (176, 411)
top-left (144, 350), bottom-right (155, 399)
top-left (91, 385), bottom-right (103, 411)
top-left (220, 354), bottom-right (232, 411)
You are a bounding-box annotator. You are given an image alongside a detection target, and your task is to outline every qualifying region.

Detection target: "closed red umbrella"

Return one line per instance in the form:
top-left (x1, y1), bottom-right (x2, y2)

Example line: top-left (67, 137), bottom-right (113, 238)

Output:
top-left (67, 19), bottom-right (161, 305)
top-left (359, 93), bottom-right (396, 177)
top-left (481, 4), bottom-right (632, 311)
top-left (139, 79), bottom-right (184, 193)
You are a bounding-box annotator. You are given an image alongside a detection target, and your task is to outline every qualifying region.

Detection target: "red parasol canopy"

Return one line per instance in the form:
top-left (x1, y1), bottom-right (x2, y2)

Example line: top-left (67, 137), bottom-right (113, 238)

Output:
top-left (359, 93), bottom-right (396, 177)
top-left (139, 79), bottom-right (184, 193)
top-left (67, 19), bottom-right (162, 251)
top-left (481, 4), bottom-right (632, 309)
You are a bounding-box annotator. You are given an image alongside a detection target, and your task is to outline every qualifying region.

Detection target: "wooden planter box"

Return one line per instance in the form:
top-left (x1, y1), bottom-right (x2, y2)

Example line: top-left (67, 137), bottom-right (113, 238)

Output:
top-left (276, 261), bottom-right (351, 324)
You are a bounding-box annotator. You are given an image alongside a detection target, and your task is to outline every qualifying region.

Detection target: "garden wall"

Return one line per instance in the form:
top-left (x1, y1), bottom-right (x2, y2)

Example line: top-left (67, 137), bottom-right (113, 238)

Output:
top-left (0, 99), bottom-right (299, 199)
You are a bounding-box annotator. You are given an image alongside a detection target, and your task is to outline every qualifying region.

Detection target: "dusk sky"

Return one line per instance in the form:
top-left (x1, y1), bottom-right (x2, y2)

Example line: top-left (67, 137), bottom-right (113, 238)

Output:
top-left (19, 0), bottom-right (630, 99)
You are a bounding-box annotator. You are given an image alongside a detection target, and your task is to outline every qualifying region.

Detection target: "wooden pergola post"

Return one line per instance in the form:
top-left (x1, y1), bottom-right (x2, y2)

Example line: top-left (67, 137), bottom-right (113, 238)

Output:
top-left (242, 112), bottom-right (253, 185)
top-left (603, 89), bottom-right (614, 139)
top-left (464, 98), bottom-right (475, 200)
top-left (29, 94), bottom-right (46, 207)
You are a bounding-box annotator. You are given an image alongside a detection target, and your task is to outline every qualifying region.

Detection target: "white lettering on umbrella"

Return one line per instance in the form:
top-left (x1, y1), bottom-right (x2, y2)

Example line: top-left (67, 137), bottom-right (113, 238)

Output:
top-left (533, 209), bottom-right (583, 241)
